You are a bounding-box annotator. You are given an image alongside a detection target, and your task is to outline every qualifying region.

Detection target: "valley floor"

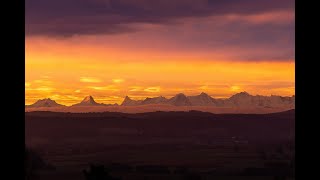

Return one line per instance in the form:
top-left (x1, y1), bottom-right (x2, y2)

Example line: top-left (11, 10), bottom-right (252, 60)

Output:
top-left (26, 110), bottom-right (295, 180)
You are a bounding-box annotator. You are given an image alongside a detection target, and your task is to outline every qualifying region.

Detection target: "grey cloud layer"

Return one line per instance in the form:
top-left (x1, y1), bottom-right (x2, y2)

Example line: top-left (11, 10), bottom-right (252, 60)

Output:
top-left (26, 0), bottom-right (294, 36)
top-left (26, 0), bottom-right (294, 61)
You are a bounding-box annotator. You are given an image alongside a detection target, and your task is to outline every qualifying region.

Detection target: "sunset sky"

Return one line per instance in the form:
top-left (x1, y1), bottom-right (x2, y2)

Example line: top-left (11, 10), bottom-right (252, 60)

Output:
top-left (26, 0), bottom-right (294, 105)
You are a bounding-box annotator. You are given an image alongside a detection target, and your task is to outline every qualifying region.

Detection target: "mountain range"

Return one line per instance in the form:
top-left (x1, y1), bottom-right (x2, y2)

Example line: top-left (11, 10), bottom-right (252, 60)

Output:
top-left (25, 98), bottom-right (65, 108)
top-left (121, 92), bottom-right (295, 108)
top-left (26, 92), bottom-right (295, 109)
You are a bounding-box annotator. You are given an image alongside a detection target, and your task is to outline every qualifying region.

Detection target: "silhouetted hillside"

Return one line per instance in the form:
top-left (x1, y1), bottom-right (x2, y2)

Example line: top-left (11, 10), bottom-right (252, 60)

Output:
top-left (25, 110), bottom-right (294, 180)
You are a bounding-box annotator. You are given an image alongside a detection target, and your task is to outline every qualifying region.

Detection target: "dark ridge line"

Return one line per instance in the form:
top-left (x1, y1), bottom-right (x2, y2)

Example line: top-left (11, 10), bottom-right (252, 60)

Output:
top-left (25, 109), bottom-right (295, 116)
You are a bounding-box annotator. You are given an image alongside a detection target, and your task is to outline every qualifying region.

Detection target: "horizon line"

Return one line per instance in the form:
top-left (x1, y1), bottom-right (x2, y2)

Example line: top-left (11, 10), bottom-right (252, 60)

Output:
top-left (25, 91), bottom-right (295, 106)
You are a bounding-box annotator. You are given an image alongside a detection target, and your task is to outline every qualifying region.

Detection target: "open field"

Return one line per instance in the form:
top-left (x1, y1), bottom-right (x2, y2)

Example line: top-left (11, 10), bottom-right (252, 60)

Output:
top-left (26, 110), bottom-right (295, 180)
top-left (25, 105), bottom-right (292, 114)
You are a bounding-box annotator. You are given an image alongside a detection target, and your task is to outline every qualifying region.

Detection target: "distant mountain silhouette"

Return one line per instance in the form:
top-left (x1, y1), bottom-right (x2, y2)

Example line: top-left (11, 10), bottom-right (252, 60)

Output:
top-left (121, 92), bottom-right (295, 108)
top-left (27, 92), bottom-right (295, 109)
top-left (72, 96), bottom-right (117, 107)
top-left (188, 92), bottom-right (217, 106)
top-left (141, 96), bottom-right (168, 105)
top-left (167, 93), bottom-right (192, 106)
top-left (122, 93), bottom-right (210, 106)
top-left (25, 98), bottom-right (65, 108)
top-left (121, 96), bottom-right (143, 106)
top-left (72, 96), bottom-right (102, 106)
top-left (228, 92), bottom-right (295, 108)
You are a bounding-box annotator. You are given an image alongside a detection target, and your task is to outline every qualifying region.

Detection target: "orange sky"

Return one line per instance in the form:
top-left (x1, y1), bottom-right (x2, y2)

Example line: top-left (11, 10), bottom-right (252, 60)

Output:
top-left (25, 36), bottom-right (294, 106)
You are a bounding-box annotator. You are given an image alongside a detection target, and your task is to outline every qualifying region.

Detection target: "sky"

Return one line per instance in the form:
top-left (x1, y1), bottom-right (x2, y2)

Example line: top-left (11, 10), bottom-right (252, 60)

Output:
top-left (25, 0), bottom-right (295, 105)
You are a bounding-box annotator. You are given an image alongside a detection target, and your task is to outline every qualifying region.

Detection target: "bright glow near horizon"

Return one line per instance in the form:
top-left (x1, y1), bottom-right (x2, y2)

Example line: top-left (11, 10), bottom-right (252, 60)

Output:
top-left (25, 37), bottom-right (294, 106)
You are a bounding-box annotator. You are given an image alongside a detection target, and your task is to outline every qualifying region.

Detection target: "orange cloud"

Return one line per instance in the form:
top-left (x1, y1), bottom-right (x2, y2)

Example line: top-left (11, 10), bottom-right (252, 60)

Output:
top-left (129, 86), bottom-right (143, 92)
top-left (26, 86), bottom-right (55, 92)
top-left (80, 77), bottom-right (102, 83)
top-left (224, 10), bottom-right (294, 25)
top-left (144, 86), bottom-right (161, 93)
top-left (87, 85), bottom-right (119, 91)
top-left (112, 78), bottom-right (125, 83)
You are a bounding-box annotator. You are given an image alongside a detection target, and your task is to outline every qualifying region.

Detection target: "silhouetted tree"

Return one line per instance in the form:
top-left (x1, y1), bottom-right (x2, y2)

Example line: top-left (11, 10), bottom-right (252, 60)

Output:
top-left (25, 148), bottom-right (49, 180)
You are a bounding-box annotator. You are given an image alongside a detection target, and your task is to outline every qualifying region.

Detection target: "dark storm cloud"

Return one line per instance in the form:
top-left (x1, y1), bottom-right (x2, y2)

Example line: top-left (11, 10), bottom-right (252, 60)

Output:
top-left (26, 0), bottom-right (294, 37)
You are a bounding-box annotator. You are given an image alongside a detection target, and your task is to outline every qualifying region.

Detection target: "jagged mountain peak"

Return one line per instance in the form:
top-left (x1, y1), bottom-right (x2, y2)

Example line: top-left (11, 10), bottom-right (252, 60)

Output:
top-left (121, 96), bottom-right (142, 106)
top-left (82, 95), bottom-right (95, 102)
top-left (168, 93), bottom-right (191, 106)
top-left (175, 93), bottom-right (187, 97)
top-left (80, 96), bottom-right (97, 104)
top-left (200, 92), bottom-right (208, 96)
top-left (71, 95), bottom-right (101, 106)
top-left (188, 92), bottom-right (217, 106)
top-left (27, 98), bottom-right (64, 108)
top-left (230, 91), bottom-right (252, 98)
